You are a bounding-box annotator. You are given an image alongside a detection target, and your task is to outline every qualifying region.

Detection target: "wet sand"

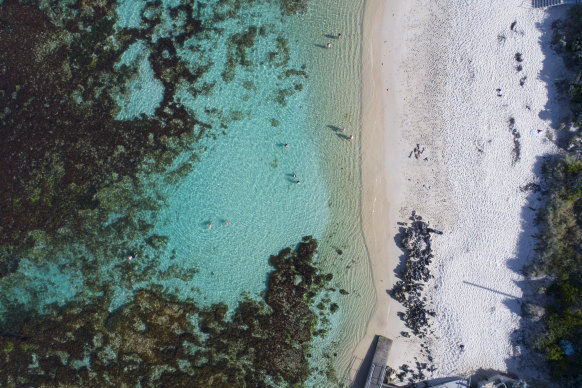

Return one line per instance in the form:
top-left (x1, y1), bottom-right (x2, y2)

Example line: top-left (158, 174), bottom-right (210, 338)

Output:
top-left (352, 0), bottom-right (411, 373)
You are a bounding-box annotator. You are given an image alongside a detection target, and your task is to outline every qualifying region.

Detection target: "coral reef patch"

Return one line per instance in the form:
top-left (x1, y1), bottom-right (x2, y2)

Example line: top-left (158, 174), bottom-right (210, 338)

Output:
top-left (0, 237), bottom-right (335, 386)
top-left (0, 0), bottom-right (311, 278)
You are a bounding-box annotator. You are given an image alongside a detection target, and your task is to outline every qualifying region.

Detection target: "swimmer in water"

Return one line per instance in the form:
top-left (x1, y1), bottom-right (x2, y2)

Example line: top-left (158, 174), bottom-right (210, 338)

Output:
top-left (128, 255), bottom-right (133, 261)
top-left (209, 222), bottom-right (213, 231)
top-left (296, 180), bottom-right (301, 185)
top-left (225, 221), bottom-right (231, 226)
top-left (292, 173), bottom-right (297, 179)
top-left (284, 144), bottom-right (289, 149)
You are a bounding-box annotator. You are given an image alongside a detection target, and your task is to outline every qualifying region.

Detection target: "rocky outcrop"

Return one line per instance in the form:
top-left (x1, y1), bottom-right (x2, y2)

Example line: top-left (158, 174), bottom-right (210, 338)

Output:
top-left (391, 212), bottom-right (440, 337)
top-left (0, 237), bottom-right (335, 386)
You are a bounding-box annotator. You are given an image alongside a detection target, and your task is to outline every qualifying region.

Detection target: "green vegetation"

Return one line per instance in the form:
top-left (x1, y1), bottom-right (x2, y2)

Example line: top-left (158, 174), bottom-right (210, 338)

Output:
top-left (533, 6), bottom-right (582, 384)
top-left (535, 156), bottom-right (582, 382)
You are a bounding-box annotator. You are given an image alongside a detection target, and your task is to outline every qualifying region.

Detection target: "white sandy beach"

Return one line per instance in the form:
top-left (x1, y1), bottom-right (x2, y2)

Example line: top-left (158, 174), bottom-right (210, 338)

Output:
top-left (356, 0), bottom-right (570, 383)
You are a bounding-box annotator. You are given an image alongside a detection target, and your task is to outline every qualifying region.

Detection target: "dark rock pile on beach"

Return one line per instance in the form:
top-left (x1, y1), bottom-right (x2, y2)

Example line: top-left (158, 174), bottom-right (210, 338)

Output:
top-left (391, 212), bottom-right (441, 337)
top-left (390, 213), bottom-right (442, 384)
top-left (508, 117), bottom-right (521, 165)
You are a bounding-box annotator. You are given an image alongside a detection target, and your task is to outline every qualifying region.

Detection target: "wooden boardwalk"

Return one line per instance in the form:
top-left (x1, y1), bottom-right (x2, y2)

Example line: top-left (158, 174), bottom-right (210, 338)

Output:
top-left (364, 336), bottom-right (392, 388)
top-left (532, 0), bottom-right (582, 8)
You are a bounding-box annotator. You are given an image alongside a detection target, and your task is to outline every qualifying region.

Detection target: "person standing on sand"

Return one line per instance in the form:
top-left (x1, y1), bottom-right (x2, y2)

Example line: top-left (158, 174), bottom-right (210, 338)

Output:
top-left (327, 42), bottom-right (331, 49)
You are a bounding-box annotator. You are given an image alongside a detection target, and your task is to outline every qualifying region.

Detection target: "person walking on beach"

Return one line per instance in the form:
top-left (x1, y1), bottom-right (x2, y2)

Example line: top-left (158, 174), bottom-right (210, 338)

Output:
top-left (338, 33), bottom-right (342, 39)
top-left (348, 134), bottom-right (354, 141)
top-left (327, 42), bottom-right (332, 49)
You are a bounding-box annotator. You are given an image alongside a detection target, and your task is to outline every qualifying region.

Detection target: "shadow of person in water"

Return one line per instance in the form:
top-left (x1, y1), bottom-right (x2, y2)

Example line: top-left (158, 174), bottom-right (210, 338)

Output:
top-left (286, 172), bottom-right (298, 184)
top-left (327, 124), bottom-right (343, 132)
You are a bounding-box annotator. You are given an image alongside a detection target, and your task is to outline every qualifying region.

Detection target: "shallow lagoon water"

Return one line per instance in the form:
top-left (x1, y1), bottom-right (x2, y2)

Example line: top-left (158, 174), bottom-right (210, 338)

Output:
top-left (0, 0), bottom-right (373, 384)
top-left (153, 97), bottom-right (329, 308)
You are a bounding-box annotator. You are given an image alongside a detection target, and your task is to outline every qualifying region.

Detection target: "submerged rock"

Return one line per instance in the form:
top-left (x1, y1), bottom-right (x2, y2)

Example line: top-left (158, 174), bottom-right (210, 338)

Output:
top-left (0, 237), bottom-right (334, 386)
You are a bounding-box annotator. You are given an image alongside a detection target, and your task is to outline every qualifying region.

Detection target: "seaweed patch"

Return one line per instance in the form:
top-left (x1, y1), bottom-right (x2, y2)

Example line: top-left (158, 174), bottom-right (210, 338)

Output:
top-left (0, 237), bottom-right (335, 386)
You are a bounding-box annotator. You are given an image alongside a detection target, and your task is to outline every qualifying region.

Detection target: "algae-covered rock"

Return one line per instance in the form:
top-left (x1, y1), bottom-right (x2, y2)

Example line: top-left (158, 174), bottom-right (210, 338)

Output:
top-left (145, 234), bottom-right (169, 250)
top-left (0, 237), bottom-right (332, 386)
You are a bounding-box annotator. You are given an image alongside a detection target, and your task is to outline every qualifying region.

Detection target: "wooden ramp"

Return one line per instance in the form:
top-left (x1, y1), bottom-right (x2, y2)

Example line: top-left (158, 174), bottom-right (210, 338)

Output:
top-left (364, 336), bottom-right (392, 388)
top-left (532, 0), bottom-right (581, 8)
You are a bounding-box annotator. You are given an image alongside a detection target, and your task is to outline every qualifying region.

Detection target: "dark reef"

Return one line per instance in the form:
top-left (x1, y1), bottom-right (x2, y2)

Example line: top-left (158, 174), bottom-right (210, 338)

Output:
top-left (0, 237), bottom-right (336, 386)
top-left (0, 0), bottom-right (311, 279)
top-left (0, 0), bottom-right (331, 385)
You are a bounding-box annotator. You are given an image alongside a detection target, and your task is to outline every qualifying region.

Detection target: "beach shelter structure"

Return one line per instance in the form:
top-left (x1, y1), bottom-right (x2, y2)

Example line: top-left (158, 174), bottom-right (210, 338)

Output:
top-left (364, 336), bottom-right (392, 388)
top-left (532, 0), bottom-right (582, 8)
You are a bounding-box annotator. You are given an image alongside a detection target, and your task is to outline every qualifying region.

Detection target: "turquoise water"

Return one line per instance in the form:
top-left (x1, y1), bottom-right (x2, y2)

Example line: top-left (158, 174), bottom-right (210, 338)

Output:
top-left (0, 0), bottom-right (374, 384)
top-left (114, 40), bottom-right (165, 120)
top-left (150, 92), bottom-right (329, 308)
top-left (0, 0), bottom-right (328, 310)
top-left (115, 0), bottom-right (330, 308)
